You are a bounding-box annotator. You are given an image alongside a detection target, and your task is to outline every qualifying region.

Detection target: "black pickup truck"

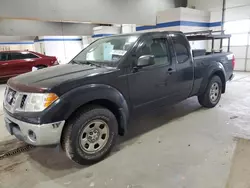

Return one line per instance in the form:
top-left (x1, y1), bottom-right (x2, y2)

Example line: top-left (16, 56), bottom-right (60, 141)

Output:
top-left (3, 31), bottom-right (234, 164)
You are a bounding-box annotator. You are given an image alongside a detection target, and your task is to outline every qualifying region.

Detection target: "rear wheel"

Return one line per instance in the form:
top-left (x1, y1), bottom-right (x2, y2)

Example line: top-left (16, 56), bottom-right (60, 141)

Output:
top-left (61, 105), bottom-right (118, 165)
top-left (198, 75), bottom-right (222, 108)
top-left (35, 65), bottom-right (47, 70)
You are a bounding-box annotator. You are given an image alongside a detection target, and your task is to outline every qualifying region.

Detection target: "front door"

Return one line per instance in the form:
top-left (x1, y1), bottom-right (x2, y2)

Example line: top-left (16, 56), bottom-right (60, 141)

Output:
top-left (128, 34), bottom-right (178, 111)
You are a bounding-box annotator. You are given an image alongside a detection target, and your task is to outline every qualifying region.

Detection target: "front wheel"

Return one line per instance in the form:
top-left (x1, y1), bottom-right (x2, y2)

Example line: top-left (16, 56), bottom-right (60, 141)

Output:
top-left (61, 105), bottom-right (118, 165)
top-left (198, 75), bottom-right (222, 108)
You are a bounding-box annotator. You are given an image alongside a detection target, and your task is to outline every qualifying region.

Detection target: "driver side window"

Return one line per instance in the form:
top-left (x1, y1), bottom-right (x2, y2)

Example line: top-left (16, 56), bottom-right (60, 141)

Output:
top-left (137, 37), bottom-right (170, 66)
top-left (0, 53), bottom-right (9, 61)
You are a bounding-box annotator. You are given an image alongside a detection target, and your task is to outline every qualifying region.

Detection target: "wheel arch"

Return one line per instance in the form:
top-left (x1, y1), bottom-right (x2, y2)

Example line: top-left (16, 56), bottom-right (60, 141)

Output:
top-left (198, 62), bottom-right (226, 95)
top-left (64, 99), bottom-right (127, 136)
top-left (57, 84), bottom-right (130, 139)
top-left (35, 64), bottom-right (47, 68)
top-left (211, 70), bottom-right (226, 93)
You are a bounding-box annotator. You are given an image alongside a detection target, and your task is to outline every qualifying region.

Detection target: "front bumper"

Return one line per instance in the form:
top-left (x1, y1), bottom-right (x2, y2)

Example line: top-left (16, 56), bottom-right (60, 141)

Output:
top-left (4, 110), bottom-right (65, 146)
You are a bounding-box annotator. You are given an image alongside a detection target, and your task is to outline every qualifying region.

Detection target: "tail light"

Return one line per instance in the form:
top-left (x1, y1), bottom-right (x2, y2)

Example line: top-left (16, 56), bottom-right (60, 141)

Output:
top-left (51, 60), bottom-right (59, 66)
top-left (54, 60), bottom-right (59, 65)
top-left (232, 55), bottom-right (235, 70)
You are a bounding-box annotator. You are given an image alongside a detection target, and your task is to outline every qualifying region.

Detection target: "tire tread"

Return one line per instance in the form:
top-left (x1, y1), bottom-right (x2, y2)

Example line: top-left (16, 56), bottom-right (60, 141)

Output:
top-left (61, 105), bottom-right (118, 165)
top-left (198, 75), bottom-right (222, 108)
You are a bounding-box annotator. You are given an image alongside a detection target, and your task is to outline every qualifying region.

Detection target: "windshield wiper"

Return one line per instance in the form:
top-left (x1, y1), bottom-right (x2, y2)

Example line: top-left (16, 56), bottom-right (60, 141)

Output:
top-left (80, 61), bottom-right (102, 67)
top-left (71, 60), bottom-right (81, 64)
top-left (71, 60), bottom-right (102, 67)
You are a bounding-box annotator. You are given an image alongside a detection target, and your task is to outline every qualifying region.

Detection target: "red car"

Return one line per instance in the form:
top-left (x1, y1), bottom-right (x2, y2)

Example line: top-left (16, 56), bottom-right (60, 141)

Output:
top-left (0, 50), bottom-right (58, 80)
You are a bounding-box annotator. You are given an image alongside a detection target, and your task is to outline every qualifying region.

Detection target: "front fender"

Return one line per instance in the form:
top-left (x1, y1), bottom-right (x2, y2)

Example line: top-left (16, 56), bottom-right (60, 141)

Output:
top-left (40, 84), bottom-right (129, 126)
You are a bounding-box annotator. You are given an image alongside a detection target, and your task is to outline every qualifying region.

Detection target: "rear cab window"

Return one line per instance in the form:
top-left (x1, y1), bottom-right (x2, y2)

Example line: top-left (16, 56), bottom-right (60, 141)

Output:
top-left (171, 33), bottom-right (190, 64)
top-left (28, 53), bottom-right (39, 59)
top-left (9, 52), bottom-right (39, 60)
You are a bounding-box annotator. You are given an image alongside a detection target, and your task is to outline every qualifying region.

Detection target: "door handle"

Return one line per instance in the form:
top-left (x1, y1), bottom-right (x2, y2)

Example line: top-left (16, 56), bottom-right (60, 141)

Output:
top-left (167, 68), bottom-right (175, 75)
top-left (2, 63), bottom-right (8, 66)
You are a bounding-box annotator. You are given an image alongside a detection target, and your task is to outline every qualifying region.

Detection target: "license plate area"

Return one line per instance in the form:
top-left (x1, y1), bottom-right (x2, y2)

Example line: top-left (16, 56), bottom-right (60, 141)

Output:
top-left (5, 119), bottom-right (14, 135)
top-left (5, 118), bottom-right (20, 135)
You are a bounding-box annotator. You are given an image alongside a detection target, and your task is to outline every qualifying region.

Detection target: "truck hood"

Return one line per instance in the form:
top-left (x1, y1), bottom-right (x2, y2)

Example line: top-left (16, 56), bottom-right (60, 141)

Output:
top-left (8, 64), bottom-right (117, 92)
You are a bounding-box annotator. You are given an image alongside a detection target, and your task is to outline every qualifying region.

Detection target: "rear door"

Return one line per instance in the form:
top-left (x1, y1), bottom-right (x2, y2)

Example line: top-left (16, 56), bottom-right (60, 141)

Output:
top-left (169, 33), bottom-right (194, 99)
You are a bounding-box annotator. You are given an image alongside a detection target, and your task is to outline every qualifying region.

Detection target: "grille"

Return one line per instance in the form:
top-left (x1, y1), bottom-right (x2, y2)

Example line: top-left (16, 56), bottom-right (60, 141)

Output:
top-left (20, 95), bottom-right (27, 109)
top-left (4, 86), bottom-right (30, 112)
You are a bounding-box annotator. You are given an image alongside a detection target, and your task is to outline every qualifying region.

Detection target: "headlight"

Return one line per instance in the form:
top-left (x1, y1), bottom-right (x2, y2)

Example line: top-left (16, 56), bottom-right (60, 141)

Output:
top-left (4, 87), bottom-right (7, 97)
top-left (23, 93), bottom-right (58, 112)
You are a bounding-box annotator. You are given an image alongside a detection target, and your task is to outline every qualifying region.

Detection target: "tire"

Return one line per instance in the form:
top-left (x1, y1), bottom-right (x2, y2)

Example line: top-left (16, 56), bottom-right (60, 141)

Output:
top-left (35, 65), bottom-right (47, 70)
top-left (61, 105), bottom-right (118, 165)
top-left (198, 75), bottom-right (222, 108)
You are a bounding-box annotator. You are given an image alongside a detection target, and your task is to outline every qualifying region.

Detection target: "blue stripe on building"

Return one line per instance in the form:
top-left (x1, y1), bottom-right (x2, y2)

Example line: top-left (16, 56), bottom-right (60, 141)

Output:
top-left (136, 21), bottom-right (222, 31)
top-left (209, 22), bottom-right (222, 27)
top-left (34, 38), bottom-right (82, 42)
top-left (0, 42), bottom-right (34, 45)
top-left (92, 34), bottom-right (114, 38)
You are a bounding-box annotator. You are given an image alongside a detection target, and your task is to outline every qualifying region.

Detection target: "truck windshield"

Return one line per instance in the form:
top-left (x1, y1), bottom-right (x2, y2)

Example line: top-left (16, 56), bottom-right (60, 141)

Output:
top-left (71, 35), bottom-right (139, 67)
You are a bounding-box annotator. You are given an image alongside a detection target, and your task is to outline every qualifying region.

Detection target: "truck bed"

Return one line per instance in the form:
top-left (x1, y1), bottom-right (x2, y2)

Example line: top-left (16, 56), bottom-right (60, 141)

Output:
top-left (194, 52), bottom-right (234, 81)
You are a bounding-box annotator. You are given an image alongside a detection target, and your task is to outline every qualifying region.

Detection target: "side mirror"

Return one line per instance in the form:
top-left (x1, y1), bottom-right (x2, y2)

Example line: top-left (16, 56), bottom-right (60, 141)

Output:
top-left (136, 55), bottom-right (155, 68)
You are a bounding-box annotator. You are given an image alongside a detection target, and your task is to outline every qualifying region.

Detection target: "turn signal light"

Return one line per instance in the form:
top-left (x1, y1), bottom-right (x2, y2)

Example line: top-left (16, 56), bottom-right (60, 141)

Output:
top-left (53, 60), bottom-right (59, 65)
top-left (44, 93), bottom-right (59, 108)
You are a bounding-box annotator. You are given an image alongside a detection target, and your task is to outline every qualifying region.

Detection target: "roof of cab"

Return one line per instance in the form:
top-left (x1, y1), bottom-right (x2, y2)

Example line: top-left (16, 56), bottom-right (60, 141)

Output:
top-left (101, 31), bottom-right (183, 38)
